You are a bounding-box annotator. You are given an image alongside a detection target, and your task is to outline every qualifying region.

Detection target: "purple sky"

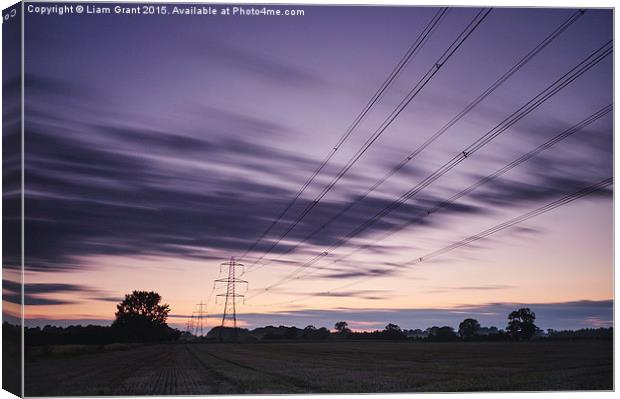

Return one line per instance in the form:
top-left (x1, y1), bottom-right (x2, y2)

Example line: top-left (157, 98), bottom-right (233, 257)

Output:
top-left (5, 4), bottom-right (613, 331)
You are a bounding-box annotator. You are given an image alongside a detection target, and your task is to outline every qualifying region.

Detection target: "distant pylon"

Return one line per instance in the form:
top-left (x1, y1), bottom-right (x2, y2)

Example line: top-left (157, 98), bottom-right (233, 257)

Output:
top-left (215, 257), bottom-right (247, 329)
top-left (195, 301), bottom-right (207, 336)
top-left (186, 312), bottom-right (196, 335)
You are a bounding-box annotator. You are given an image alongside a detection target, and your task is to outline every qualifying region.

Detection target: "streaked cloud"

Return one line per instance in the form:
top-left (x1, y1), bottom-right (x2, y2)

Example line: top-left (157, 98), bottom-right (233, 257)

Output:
top-left (18, 7), bottom-right (612, 329)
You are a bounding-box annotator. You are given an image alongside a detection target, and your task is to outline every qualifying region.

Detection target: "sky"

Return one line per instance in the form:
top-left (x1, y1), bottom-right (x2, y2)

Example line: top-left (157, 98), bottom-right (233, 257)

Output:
top-left (3, 4), bottom-right (613, 332)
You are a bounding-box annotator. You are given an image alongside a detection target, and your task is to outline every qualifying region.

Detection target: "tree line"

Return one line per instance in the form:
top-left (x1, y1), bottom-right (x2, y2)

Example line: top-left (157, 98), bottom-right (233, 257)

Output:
top-left (318, 308), bottom-right (542, 341)
top-left (21, 291), bottom-right (612, 346)
top-left (25, 291), bottom-right (180, 346)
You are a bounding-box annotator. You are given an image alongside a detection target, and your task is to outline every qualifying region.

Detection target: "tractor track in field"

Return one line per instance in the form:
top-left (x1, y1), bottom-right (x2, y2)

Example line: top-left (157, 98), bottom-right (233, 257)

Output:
top-left (181, 344), bottom-right (246, 394)
top-left (25, 345), bottom-right (174, 396)
top-left (25, 341), bottom-right (611, 394)
top-left (26, 344), bottom-right (244, 396)
top-left (191, 346), bottom-right (311, 392)
top-left (117, 344), bottom-right (241, 395)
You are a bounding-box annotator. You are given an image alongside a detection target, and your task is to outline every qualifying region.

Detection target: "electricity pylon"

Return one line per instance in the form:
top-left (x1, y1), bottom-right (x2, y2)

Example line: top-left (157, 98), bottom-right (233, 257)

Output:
top-left (215, 257), bottom-right (247, 329)
top-left (186, 312), bottom-right (195, 335)
top-left (185, 315), bottom-right (193, 333)
top-left (195, 301), bottom-right (208, 336)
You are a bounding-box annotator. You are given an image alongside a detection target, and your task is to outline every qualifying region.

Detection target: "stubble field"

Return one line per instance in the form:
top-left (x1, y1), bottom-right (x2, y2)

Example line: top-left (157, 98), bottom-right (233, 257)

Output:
top-left (25, 340), bottom-right (613, 395)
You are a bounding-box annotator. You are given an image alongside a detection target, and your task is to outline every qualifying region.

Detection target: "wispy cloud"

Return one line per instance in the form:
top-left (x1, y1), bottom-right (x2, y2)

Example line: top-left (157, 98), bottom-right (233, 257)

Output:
top-left (22, 63), bottom-right (612, 280)
top-left (426, 284), bottom-right (516, 294)
top-left (3, 280), bottom-right (121, 306)
top-left (18, 7), bottom-right (613, 329)
top-left (277, 289), bottom-right (393, 301)
top-left (195, 39), bottom-right (325, 87)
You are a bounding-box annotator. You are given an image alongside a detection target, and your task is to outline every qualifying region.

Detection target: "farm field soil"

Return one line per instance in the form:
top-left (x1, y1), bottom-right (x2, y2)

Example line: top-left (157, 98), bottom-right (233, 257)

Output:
top-left (24, 340), bottom-right (612, 395)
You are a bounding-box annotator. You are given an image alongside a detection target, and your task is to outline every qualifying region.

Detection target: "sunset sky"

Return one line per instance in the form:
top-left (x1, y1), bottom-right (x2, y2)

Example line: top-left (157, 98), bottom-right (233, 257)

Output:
top-left (5, 5), bottom-right (613, 332)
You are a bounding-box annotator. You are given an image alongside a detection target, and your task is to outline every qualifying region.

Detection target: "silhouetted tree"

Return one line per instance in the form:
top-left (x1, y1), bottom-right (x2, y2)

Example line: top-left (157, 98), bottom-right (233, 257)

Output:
top-left (427, 326), bottom-right (458, 342)
top-left (382, 323), bottom-right (406, 340)
top-left (334, 321), bottom-right (351, 335)
top-left (545, 327), bottom-right (613, 340)
top-left (206, 326), bottom-right (255, 343)
top-left (302, 325), bottom-right (317, 339)
top-left (507, 308), bottom-right (539, 340)
top-left (115, 291), bottom-right (170, 325)
top-left (112, 291), bottom-right (172, 342)
top-left (315, 327), bottom-right (331, 340)
top-left (285, 326), bottom-right (300, 339)
top-left (458, 318), bottom-right (481, 340)
top-left (299, 325), bottom-right (331, 340)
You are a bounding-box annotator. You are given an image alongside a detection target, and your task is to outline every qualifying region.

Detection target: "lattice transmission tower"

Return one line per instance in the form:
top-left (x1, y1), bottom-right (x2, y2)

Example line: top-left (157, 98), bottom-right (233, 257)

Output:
top-left (194, 301), bottom-right (208, 336)
top-left (215, 257), bottom-right (247, 328)
top-left (185, 302), bottom-right (208, 336)
top-left (185, 313), bottom-right (194, 333)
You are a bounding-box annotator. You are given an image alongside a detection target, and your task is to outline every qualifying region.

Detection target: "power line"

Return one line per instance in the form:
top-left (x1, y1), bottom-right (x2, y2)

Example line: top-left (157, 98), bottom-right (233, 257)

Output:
top-left (319, 103), bottom-right (613, 269)
top-left (247, 40), bottom-right (612, 297)
top-left (238, 7), bottom-right (449, 263)
top-left (265, 176), bottom-right (612, 307)
top-left (249, 104), bottom-right (612, 297)
top-left (246, 8), bottom-right (493, 269)
top-left (246, 9), bottom-right (587, 275)
top-left (337, 40), bottom-right (611, 253)
top-left (412, 178), bottom-right (612, 263)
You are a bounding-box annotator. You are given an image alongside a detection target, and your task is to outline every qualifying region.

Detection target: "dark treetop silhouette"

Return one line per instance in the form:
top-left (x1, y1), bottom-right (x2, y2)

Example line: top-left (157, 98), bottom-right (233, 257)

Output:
top-left (459, 318), bottom-right (482, 340)
top-left (111, 290), bottom-right (176, 342)
top-left (506, 307), bottom-right (540, 341)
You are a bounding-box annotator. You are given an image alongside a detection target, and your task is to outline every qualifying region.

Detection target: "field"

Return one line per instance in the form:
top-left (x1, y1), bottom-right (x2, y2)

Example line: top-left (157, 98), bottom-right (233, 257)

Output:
top-left (25, 340), bottom-right (612, 395)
